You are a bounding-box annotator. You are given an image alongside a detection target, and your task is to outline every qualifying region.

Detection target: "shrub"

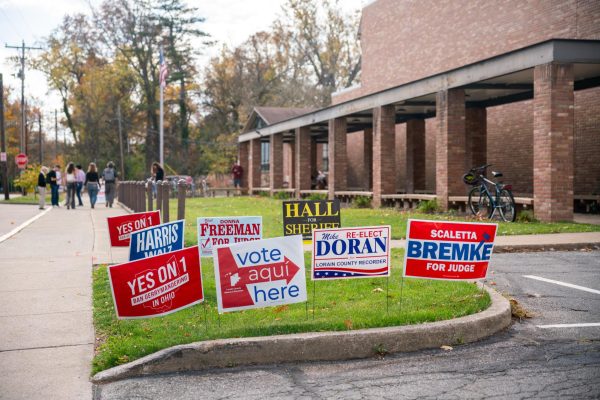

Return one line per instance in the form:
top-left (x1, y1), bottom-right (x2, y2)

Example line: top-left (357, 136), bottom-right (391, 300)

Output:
top-left (417, 199), bottom-right (439, 214)
top-left (516, 210), bottom-right (538, 223)
top-left (13, 164), bottom-right (41, 196)
top-left (258, 191), bottom-right (270, 197)
top-left (352, 195), bottom-right (372, 208)
top-left (273, 191), bottom-right (291, 200)
top-left (306, 193), bottom-right (327, 201)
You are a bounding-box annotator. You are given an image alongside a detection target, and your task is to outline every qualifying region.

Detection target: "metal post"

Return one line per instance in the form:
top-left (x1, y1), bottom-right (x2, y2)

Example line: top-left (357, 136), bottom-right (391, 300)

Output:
top-left (0, 74), bottom-right (9, 200)
top-left (117, 104), bottom-right (125, 180)
top-left (177, 180), bottom-right (187, 221)
top-left (38, 113), bottom-right (42, 164)
top-left (162, 181), bottom-right (170, 223)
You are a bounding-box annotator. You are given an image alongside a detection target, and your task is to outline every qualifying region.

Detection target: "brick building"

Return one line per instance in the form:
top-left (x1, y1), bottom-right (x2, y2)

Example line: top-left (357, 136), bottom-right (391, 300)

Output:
top-left (238, 0), bottom-right (600, 222)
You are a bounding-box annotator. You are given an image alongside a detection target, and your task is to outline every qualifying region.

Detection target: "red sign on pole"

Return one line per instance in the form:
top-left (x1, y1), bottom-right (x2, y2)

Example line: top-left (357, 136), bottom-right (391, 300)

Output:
top-left (108, 246), bottom-right (204, 319)
top-left (107, 210), bottom-right (161, 247)
top-left (15, 153), bottom-right (28, 169)
top-left (403, 219), bottom-right (497, 280)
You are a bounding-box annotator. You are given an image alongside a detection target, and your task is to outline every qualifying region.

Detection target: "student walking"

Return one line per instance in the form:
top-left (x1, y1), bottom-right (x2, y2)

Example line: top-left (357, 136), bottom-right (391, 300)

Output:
top-left (38, 166), bottom-right (49, 210)
top-left (151, 162), bottom-right (164, 197)
top-left (84, 162), bottom-right (101, 209)
top-left (65, 162), bottom-right (77, 209)
top-left (47, 165), bottom-right (60, 207)
top-left (75, 164), bottom-right (86, 206)
top-left (103, 161), bottom-right (118, 207)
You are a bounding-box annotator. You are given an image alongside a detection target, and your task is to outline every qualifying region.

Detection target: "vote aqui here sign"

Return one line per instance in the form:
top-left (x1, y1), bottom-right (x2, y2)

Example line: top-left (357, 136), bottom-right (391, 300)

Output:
top-left (403, 219), bottom-right (497, 280)
top-left (282, 199), bottom-right (341, 241)
top-left (128, 220), bottom-right (185, 261)
top-left (312, 226), bottom-right (391, 280)
top-left (107, 210), bottom-right (161, 247)
top-left (108, 246), bottom-right (203, 319)
top-left (213, 235), bottom-right (306, 313)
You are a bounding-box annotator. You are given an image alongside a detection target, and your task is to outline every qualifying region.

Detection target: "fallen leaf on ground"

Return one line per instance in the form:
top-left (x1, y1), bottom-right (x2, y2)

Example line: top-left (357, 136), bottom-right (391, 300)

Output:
top-left (441, 345), bottom-right (453, 351)
top-left (372, 288), bottom-right (384, 293)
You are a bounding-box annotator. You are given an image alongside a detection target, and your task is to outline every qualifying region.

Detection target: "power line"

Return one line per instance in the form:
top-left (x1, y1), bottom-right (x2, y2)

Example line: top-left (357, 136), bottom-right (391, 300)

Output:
top-left (4, 40), bottom-right (43, 155)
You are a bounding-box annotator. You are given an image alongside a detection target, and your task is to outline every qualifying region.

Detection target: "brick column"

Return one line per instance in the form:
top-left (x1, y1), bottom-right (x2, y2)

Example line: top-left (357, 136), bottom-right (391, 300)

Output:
top-left (238, 141), bottom-right (249, 189)
top-left (533, 63), bottom-right (574, 222)
top-left (466, 107), bottom-right (487, 169)
top-left (372, 105), bottom-right (396, 207)
top-left (436, 88), bottom-right (466, 210)
top-left (269, 133), bottom-right (284, 193)
top-left (405, 119), bottom-right (426, 193)
top-left (248, 138), bottom-right (261, 192)
top-left (295, 126), bottom-right (311, 197)
top-left (310, 139), bottom-right (317, 179)
top-left (328, 117), bottom-right (347, 199)
top-left (363, 128), bottom-right (373, 190)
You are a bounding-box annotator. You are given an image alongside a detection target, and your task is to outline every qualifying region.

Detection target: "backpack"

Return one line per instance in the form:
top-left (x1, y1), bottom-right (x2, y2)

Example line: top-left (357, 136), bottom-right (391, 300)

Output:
top-left (104, 168), bottom-right (115, 182)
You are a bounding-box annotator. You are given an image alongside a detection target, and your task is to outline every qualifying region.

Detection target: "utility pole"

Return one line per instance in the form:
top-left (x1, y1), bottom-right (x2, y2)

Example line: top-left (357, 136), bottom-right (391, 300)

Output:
top-left (117, 103), bottom-right (125, 179)
top-left (1, 74), bottom-right (9, 200)
top-left (5, 41), bottom-right (43, 155)
top-left (38, 113), bottom-right (43, 164)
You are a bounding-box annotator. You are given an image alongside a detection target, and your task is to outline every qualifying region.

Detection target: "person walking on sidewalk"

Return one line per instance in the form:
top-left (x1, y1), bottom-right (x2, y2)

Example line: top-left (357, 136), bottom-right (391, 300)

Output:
top-left (151, 162), bottom-right (164, 198)
top-left (38, 166), bottom-right (49, 210)
top-left (103, 161), bottom-right (118, 207)
top-left (84, 162), bottom-right (101, 209)
top-left (47, 165), bottom-right (60, 207)
top-left (65, 163), bottom-right (77, 210)
top-left (75, 164), bottom-right (86, 206)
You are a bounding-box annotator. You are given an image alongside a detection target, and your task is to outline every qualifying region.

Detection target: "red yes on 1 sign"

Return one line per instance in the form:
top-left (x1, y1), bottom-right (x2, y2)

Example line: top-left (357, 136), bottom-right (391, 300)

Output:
top-left (107, 210), bottom-right (161, 247)
top-left (108, 246), bottom-right (203, 319)
top-left (403, 219), bottom-right (497, 280)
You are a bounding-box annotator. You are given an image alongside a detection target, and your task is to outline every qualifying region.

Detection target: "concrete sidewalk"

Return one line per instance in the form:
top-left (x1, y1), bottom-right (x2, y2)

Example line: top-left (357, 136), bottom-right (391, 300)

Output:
top-left (0, 200), bottom-right (127, 400)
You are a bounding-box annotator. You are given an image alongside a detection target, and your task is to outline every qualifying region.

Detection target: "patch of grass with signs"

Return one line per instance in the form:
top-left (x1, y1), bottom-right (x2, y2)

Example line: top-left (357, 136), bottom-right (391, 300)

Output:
top-left (170, 197), bottom-right (600, 245)
top-left (92, 248), bottom-right (490, 373)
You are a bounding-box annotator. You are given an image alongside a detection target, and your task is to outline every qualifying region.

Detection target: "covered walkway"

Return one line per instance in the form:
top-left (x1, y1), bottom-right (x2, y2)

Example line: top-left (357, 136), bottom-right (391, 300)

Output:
top-left (238, 39), bottom-right (600, 222)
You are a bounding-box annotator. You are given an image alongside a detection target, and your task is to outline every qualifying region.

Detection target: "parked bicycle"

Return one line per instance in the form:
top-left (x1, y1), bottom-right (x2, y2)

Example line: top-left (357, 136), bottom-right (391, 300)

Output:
top-left (463, 164), bottom-right (516, 222)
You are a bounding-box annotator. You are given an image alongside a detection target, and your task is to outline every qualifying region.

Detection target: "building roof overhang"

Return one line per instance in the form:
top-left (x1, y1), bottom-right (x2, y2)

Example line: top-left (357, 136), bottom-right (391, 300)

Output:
top-left (239, 39), bottom-right (600, 143)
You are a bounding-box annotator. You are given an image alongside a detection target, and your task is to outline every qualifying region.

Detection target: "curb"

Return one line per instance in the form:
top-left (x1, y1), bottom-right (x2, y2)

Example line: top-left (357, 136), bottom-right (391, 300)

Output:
top-left (494, 243), bottom-right (600, 253)
top-left (92, 285), bottom-right (511, 383)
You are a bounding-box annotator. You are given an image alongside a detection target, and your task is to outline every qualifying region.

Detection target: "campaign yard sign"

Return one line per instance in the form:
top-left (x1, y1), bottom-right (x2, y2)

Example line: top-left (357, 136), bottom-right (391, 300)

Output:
top-left (128, 219), bottom-right (185, 261)
top-left (108, 246), bottom-right (203, 319)
top-left (403, 219), bottom-right (497, 280)
top-left (282, 199), bottom-right (341, 240)
top-left (213, 235), bottom-right (306, 313)
top-left (107, 210), bottom-right (160, 247)
top-left (197, 216), bottom-right (262, 257)
top-left (312, 226), bottom-right (391, 280)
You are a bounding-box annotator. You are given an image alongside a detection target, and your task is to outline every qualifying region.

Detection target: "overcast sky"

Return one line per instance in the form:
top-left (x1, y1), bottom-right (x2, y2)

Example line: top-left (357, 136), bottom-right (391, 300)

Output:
top-left (0, 0), bottom-right (367, 123)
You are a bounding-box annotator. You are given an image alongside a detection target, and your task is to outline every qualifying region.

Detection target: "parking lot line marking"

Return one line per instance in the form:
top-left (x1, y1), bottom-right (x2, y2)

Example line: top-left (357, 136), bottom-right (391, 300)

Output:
top-left (522, 275), bottom-right (600, 295)
top-left (537, 323), bottom-right (600, 329)
top-left (0, 207), bottom-right (53, 244)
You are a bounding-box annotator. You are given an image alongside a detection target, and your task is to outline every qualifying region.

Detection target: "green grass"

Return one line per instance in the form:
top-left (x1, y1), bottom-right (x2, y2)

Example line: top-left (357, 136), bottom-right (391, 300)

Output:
top-left (0, 193), bottom-right (64, 204)
top-left (92, 248), bottom-right (490, 373)
top-left (169, 197), bottom-right (600, 246)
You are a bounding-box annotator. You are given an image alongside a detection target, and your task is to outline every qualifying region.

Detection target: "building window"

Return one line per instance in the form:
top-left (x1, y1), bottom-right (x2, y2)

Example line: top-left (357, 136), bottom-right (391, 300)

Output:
top-left (261, 142), bottom-right (270, 171)
top-left (321, 143), bottom-right (329, 172)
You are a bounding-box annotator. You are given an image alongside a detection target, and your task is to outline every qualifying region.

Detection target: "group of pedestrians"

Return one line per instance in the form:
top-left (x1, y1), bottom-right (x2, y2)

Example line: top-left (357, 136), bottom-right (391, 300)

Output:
top-left (37, 161), bottom-right (118, 210)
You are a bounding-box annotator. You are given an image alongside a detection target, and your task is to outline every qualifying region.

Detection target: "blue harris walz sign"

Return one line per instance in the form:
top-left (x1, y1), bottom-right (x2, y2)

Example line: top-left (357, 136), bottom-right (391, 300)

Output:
top-left (128, 219), bottom-right (185, 261)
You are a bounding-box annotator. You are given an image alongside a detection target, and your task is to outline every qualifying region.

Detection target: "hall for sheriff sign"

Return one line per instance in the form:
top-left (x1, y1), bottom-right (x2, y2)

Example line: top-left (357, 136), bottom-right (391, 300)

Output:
top-left (282, 199), bottom-right (341, 240)
top-left (403, 219), bottom-right (497, 280)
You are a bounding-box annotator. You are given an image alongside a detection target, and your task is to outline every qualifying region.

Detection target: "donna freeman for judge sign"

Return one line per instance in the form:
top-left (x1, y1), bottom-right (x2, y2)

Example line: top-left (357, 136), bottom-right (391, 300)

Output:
top-left (403, 219), bottom-right (497, 280)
